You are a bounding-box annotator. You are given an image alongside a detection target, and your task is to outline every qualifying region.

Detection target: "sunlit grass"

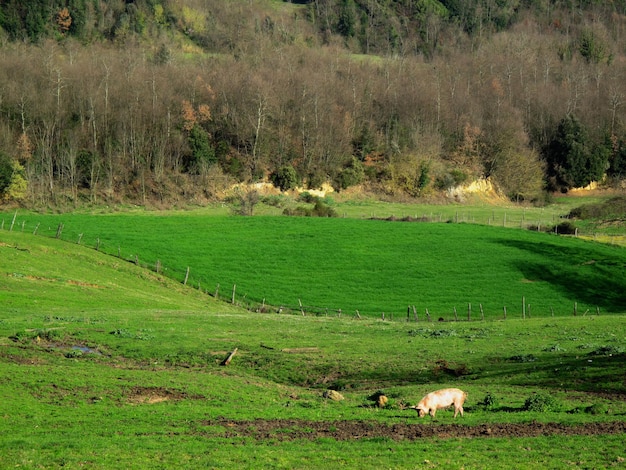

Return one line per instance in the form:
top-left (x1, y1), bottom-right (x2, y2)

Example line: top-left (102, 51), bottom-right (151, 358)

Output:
top-left (0, 229), bottom-right (625, 468)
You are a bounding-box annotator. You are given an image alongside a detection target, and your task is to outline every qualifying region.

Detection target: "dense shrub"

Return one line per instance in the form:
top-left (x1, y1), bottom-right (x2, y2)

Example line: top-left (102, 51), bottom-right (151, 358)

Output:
top-left (270, 165), bottom-right (299, 191)
top-left (283, 199), bottom-right (337, 217)
top-left (523, 393), bottom-right (560, 412)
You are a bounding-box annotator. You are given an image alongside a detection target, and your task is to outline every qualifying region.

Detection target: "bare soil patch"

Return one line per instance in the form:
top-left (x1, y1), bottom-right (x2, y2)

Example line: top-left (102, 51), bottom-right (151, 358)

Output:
top-left (204, 418), bottom-right (626, 441)
top-left (127, 386), bottom-right (204, 404)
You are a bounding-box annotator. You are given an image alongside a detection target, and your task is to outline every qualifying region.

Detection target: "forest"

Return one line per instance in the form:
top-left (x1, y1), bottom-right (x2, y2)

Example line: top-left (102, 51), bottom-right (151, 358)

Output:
top-left (1, 0), bottom-right (626, 207)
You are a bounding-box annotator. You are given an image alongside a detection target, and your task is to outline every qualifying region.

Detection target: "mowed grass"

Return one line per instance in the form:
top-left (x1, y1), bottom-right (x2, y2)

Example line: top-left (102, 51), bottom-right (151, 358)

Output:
top-left (0, 230), bottom-right (625, 469)
top-left (4, 209), bottom-right (626, 318)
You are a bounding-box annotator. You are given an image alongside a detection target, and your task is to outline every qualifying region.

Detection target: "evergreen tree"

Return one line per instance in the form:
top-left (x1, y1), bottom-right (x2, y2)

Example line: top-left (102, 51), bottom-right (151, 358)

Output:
top-left (545, 115), bottom-right (608, 191)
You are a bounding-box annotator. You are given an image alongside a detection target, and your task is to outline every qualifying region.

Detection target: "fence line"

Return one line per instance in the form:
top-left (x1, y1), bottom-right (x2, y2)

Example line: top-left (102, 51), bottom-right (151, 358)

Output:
top-left (0, 217), bottom-right (608, 321)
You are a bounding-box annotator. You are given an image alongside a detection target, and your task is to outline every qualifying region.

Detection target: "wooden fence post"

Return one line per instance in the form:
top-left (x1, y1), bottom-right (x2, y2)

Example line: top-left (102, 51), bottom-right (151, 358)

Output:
top-left (298, 299), bottom-right (305, 316)
top-left (231, 284), bottom-right (236, 304)
top-left (214, 283), bottom-right (219, 298)
top-left (480, 304), bottom-right (484, 321)
top-left (467, 303), bottom-right (471, 321)
top-left (522, 296), bottom-right (526, 319)
top-left (503, 306), bottom-right (507, 320)
top-left (413, 305), bottom-right (418, 322)
top-left (183, 267), bottom-right (190, 285)
top-left (77, 234), bottom-right (83, 245)
top-left (33, 222), bottom-right (40, 235)
top-left (426, 308), bottom-right (431, 322)
top-left (221, 348), bottom-right (238, 366)
top-left (453, 307), bottom-right (458, 321)
top-left (573, 302), bottom-right (577, 316)
top-left (9, 211), bottom-right (17, 231)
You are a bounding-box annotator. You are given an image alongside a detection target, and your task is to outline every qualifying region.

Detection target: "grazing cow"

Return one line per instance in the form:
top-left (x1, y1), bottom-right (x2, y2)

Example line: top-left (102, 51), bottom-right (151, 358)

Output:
top-left (410, 388), bottom-right (467, 418)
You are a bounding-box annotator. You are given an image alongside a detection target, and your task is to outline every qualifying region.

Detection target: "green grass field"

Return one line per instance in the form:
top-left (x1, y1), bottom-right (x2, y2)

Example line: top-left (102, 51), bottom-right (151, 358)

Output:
top-left (1, 203), bottom-right (625, 468)
top-left (3, 205), bottom-right (625, 319)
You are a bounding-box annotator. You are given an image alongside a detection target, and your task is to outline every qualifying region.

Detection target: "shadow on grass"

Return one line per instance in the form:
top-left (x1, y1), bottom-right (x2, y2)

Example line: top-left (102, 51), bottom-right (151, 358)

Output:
top-left (299, 351), bottom-right (626, 399)
top-left (493, 238), bottom-right (626, 312)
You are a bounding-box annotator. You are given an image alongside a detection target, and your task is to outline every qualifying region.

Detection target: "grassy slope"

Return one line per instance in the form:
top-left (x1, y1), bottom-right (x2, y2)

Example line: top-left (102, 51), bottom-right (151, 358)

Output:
top-left (1, 228), bottom-right (625, 468)
top-left (4, 209), bottom-right (625, 318)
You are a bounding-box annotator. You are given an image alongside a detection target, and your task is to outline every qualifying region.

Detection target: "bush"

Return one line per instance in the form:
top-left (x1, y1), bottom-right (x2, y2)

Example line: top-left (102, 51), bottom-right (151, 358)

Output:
top-left (312, 200), bottom-right (337, 217)
top-left (523, 393), bottom-right (559, 412)
top-left (434, 169), bottom-right (469, 190)
top-left (478, 392), bottom-right (499, 410)
top-left (283, 199), bottom-right (337, 217)
top-left (553, 221), bottom-right (577, 234)
top-left (270, 165), bottom-right (299, 191)
top-left (262, 194), bottom-right (289, 208)
top-left (335, 157), bottom-right (364, 190)
top-left (298, 191), bottom-right (318, 204)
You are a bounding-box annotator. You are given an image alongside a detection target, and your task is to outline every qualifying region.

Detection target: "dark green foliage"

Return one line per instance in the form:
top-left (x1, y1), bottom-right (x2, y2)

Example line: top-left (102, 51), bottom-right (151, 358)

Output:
top-left (0, 153), bottom-right (13, 195)
top-left (352, 125), bottom-right (375, 161)
top-left (76, 150), bottom-right (96, 188)
top-left (607, 138), bottom-right (626, 181)
top-left (579, 29), bottom-right (610, 64)
top-left (336, 157), bottom-right (364, 190)
top-left (416, 162), bottom-right (430, 195)
top-left (553, 221), bottom-right (577, 235)
top-left (523, 393), bottom-right (560, 412)
top-left (186, 125), bottom-right (216, 173)
top-left (297, 191), bottom-right (317, 204)
top-left (270, 165), bottom-right (299, 191)
top-left (544, 115), bottom-right (608, 192)
top-left (477, 392), bottom-right (499, 410)
top-left (435, 169), bottom-right (468, 190)
top-left (337, 0), bottom-right (356, 38)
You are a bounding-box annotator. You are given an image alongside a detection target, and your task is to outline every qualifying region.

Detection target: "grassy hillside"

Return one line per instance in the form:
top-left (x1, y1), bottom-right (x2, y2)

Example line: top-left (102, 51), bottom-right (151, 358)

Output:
top-left (4, 208), bottom-right (625, 319)
top-left (1, 228), bottom-right (625, 468)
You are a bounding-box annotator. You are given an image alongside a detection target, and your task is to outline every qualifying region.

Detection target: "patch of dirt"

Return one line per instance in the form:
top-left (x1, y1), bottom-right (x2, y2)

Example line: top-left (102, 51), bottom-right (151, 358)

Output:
top-left (203, 418), bottom-right (626, 441)
top-left (127, 386), bottom-right (204, 404)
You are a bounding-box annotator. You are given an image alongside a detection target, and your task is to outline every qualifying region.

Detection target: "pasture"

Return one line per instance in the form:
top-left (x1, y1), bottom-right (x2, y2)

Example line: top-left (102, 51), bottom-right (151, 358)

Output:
top-left (1, 202), bottom-right (625, 468)
top-left (3, 204), bottom-right (625, 319)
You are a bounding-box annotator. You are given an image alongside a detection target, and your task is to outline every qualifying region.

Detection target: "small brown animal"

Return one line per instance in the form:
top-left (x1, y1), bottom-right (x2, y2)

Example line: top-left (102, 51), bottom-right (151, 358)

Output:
top-left (410, 388), bottom-right (467, 418)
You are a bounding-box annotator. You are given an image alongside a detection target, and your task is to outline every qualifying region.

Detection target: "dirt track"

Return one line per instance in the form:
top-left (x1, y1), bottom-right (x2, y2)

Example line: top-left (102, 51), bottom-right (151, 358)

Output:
top-left (205, 418), bottom-right (626, 441)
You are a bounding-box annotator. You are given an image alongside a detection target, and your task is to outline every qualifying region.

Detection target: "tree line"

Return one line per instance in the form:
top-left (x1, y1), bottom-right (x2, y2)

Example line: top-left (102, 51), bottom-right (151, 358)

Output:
top-left (1, 0), bottom-right (626, 207)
